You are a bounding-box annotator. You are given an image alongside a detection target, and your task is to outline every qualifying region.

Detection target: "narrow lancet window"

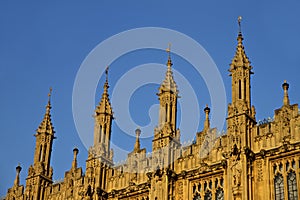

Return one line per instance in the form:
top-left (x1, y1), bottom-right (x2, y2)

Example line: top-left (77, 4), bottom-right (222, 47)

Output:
top-left (287, 171), bottom-right (298, 200)
top-left (274, 174), bottom-right (284, 200)
top-left (39, 144), bottom-right (43, 162)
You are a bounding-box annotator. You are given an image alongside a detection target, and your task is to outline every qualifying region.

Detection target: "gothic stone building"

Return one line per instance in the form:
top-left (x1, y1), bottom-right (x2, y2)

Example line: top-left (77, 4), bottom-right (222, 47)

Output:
top-left (5, 21), bottom-right (300, 200)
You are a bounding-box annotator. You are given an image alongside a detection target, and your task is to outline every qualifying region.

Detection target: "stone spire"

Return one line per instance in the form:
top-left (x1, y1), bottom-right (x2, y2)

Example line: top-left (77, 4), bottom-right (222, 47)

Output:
top-left (159, 44), bottom-right (178, 94)
top-left (95, 66), bottom-right (113, 116)
top-left (228, 16), bottom-right (254, 109)
top-left (72, 147), bottom-right (79, 169)
top-left (203, 105), bottom-right (210, 132)
top-left (25, 88), bottom-right (56, 199)
top-left (153, 46), bottom-right (180, 152)
top-left (229, 17), bottom-right (252, 73)
top-left (14, 164), bottom-right (22, 186)
top-left (282, 80), bottom-right (290, 106)
top-left (93, 66), bottom-right (114, 160)
top-left (36, 87), bottom-right (55, 136)
top-left (133, 128), bottom-right (141, 152)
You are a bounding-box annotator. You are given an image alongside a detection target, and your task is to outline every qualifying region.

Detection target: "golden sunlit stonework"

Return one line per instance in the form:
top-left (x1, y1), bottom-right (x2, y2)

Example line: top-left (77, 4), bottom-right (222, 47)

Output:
top-left (5, 20), bottom-right (300, 200)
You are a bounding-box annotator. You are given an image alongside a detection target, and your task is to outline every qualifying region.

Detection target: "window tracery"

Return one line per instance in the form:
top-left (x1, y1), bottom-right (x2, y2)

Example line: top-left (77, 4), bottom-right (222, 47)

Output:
top-left (192, 177), bottom-right (224, 200)
top-left (272, 158), bottom-right (299, 200)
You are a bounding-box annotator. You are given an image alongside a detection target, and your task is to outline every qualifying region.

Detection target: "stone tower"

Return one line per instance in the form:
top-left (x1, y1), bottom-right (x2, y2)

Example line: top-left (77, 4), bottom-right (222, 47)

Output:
top-left (85, 67), bottom-right (114, 199)
top-left (24, 88), bottom-right (55, 200)
top-left (150, 48), bottom-right (181, 200)
top-left (225, 17), bottom-right (256, 200)
top-left (152, 48), bottom-right (181, 153)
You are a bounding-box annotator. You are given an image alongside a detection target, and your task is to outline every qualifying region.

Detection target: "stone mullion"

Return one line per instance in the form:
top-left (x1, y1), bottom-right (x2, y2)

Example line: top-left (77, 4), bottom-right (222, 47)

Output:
top-left (283, 161), bottom-right (288, 200)
top-left (266, 158), bottom-right (272, 200)
top-left (200, 181), bottom-right (204, 199)
top-left (212, 178), bottom-right (216, 200)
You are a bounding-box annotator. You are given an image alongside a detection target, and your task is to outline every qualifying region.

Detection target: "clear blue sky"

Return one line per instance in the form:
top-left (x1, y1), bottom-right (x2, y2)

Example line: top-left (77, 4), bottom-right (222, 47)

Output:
top-left (1, 1), bottom-right (300, 196)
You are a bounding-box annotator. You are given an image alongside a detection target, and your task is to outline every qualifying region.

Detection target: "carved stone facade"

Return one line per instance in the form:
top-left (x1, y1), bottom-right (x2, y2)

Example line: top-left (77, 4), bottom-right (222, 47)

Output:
top-left (4, 20), bottom-right (300, 200)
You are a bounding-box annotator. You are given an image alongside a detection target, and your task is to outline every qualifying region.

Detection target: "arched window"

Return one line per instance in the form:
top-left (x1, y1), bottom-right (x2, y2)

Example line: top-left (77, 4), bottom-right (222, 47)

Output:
top-left (165, 105), bottom-right (168, 122)
top-left (193, 192), bottom-right (201, 200)
top-left (215, 188), bottom-right (224, 200)
top-left (43, 144), bottom-right (47, 161)
top-left (39, 144), bottom-right (43, 162)
top-left (99, 125), bottom-right (102, 143)
top-left (287, 171), bottom-right (298, 200)
top-left (274, 174), bottom-right (284, 200)
top-left (204, 191), bottom-right (212, 200)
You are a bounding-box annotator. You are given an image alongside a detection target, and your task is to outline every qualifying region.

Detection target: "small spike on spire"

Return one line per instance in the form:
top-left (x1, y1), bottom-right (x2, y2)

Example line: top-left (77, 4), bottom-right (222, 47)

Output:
top-left (105, 66), bottom-right (109, 82)
top-left (166, 43), bottom-right (173, 67)
top-left (237, 16), bottom-right (244, 43)
top-left (104, 66), bottom-right (110, 94)
top-left (48, 87), bottom-right (52, 101)
top-left (238, 16), bottom-right (242, 33)
top-left (282, 80), bottom-right (290, 106)
top-left (46, 87), bottom-right (52, 114)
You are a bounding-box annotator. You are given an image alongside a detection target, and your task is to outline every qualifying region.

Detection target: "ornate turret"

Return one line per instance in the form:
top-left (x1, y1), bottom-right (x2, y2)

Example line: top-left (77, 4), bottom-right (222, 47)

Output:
top-left (93, 66), bottom-right (114, 160)
top-left (33, 88), bottom-right (55, 171)
top-left (153, 45), bottom-right (180, 152)
top-left (25, 88), bottom-right (55, 200)
top-left (85, 67), bottom-right (114, 199)
top-left (157, 45), bottom-right (178, 131)
top-left (226, 17), bottom-right (256, 200)
top-left (228, 16), bottom-right (254, 112)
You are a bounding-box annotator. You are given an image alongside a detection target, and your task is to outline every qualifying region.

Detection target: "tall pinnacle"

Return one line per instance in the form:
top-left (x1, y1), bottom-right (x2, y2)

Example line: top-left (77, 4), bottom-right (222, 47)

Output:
top-left (14, 164), bottom-right (21, 186)
top-left (203, 105), bottom-right (210, 132)
top-left (282, 80), bottom-right (290, 106)
top-left (72, 147), bottom-right (79, 169)
top-left (133, 128), bottom-right (141, 152)
top-left (95, 66), bottom-right (113, 116)
top-left (229, 16), bottom-right (252, 72)
top-left (36, 88), bottom-right (55, 135)
top-left (160, 44), bottom-right (178, 94)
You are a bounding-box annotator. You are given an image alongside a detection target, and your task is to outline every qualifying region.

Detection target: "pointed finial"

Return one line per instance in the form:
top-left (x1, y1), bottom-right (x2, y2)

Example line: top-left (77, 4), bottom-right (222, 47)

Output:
top-left (166, 43), bottom-right (171, 56)
top-left (238, 16), bottom-right (242, 33)
top-left (105, 66), bottom-right (109, 82)
top-left (46, 87), bottom-right (53, 113)
top-left (166, 43), bottom-right (173, 67)
top-left (48, 87), bottom-right (52, 102)
top-left (103, 66), bottom-right (110, 93)
top-left (204, 104), bottom-right (211, 113)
